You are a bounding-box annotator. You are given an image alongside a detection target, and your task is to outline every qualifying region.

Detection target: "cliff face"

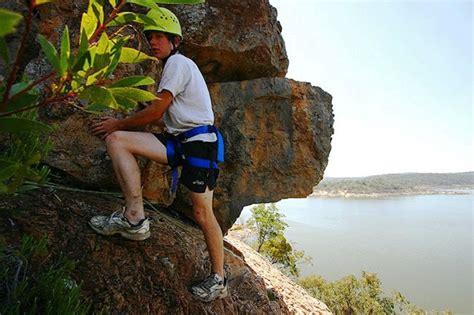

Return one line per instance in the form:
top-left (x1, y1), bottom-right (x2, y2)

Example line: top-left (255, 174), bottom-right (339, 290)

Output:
top-left (31, 0), bottom-right (334, 232)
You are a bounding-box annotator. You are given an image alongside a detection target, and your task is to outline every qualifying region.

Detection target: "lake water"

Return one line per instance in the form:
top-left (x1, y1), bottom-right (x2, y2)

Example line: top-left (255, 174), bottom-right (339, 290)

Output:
top-left (239, 192), bottom-right (473, 314)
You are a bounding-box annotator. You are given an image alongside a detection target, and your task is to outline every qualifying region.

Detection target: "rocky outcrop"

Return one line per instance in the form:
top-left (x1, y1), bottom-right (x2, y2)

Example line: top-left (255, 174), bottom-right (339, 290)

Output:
top-left (157, 78), bottom-right (333, 231)
top-left (0, 188), bottom-right (332, 314)
top-left (169, 0), bottom-right (288, 82)
top-left (226, 232), bottom-right (332, 314)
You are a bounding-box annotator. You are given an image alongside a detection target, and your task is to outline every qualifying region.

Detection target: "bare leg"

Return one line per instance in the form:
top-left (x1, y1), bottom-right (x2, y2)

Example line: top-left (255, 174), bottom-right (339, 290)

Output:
top-left (191, 188), bottom-right (224, 277)
top-left (105, 131), bottom-right (167, 224)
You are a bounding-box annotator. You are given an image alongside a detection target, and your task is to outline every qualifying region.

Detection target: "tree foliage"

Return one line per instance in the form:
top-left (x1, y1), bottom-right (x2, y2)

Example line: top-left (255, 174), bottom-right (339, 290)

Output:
top-left (247, 203), bottom-right (288, 252)
top-left (260, 234), bottom-right (308, 277)
top-left (247, 203), bottom-right (309, 277)
top-left (298, 272), bottom-right (447, 315)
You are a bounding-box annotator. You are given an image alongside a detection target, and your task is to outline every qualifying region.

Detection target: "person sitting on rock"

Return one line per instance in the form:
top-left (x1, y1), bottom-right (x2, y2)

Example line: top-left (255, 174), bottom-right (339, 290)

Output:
top-left (88, 7), bottom-right (227, 303)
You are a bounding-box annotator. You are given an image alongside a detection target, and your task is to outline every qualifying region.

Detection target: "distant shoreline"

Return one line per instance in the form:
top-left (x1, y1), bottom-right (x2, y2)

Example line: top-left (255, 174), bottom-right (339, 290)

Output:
top-left (311, 172), bottom-right (474, 199)
top-left (310, 188), bottom-right (473, 199)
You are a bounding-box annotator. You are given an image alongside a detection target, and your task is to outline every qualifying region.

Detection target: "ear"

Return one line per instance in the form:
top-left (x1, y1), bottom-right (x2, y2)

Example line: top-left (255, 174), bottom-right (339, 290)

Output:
top-left (173, 37), bottom-right (182, 47)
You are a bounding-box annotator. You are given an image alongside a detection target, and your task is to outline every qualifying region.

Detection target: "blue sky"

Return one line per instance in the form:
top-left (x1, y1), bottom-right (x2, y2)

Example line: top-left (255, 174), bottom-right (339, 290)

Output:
top-left (270, 0), bottom-right (472, 177)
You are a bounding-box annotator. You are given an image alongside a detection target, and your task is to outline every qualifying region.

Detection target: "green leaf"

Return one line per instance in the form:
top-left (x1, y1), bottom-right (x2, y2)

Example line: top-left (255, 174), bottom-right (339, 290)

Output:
top-left (119, 47), bottom-right (157, 63)
top-left (5, 94), bottom-right (39, 112)
top-left (60, 25), bottom-right (70, 76)
top-left (85, 68), bottom-right (107, 86)
top-left (78, 28), bottom-right (90, 59)
top-left (8, 82), bottom-right (27, 95)
top-left (0, 164), bottom-right (19, 181)
top-left (90, 0), bottom-right (105, 25)
top-left (80, 12), bottom-right (98, 40)
top-left (79, 86), bottom-right (119, 109)
top-left (17, 184), bottom-right (40, 193)
top-left (114, 95), bottom-right (138, 111)
top-left (0, 158), bottom-right (16, 169)
top-left (152, 0), bottom-right (205, 3)
top-left (4, 82), bottom-right (39, 111)
top-left (0, 9), bottom-right (23, 37)
top-left (85, 103), bottom-right (111, 112)
top-left (109, 76), bottom-right (155, 88)
top-left (0, 37), bottom-right (9, 64)
top-left (110, 87), bottom-right (157, 102)
top-left (108, 0), bottom-right (117, 7)
top-left (26, 152), bottom-right (42, 165)
top-left (104, 40), bottom-right (128, 78)
top-left (107, 12), bottom-right (156, 27)
top-left (93, 53), bottom-right (111, 72)
top-left (95, 32), bottom-right (112, 55)
top-left (72, 51), bottom-right (92, 72)
top-left (37, 34), bottom-right (61, 73)
top-left (0, 117), bottom-right (53, 133)
top-left (126, 0), bottom-right (159, 10)
top-left (88, 33), bottom-right (112, 72)
top-left (33, 0), bottom-right (54, 6)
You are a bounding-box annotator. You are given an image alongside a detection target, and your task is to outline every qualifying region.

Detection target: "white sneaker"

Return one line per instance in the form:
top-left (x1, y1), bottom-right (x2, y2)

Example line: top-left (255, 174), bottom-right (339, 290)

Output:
top-left (89, 209), bottom-right (150, 241)
top-left (191, 273), bottom-right (228, 302)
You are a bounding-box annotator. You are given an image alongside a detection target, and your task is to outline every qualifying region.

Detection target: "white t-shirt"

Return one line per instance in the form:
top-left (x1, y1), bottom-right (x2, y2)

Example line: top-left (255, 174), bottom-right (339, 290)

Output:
top-left (158, 53), bottom-right (216, 142)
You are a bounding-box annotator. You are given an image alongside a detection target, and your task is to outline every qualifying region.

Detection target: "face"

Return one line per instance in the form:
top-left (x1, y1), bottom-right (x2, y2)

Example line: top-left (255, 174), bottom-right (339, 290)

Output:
top-left (147, 32), bottom-right (174, 60)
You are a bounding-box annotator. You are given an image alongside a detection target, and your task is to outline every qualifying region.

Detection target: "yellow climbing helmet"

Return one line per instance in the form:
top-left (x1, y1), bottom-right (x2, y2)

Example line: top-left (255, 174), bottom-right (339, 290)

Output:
top-left (143, 8), bottom-right (182, 39)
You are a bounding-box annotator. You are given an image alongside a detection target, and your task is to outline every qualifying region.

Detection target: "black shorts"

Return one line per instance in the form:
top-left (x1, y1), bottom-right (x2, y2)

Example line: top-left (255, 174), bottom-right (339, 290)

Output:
top-left (154, 132), bottom-right (219, 193)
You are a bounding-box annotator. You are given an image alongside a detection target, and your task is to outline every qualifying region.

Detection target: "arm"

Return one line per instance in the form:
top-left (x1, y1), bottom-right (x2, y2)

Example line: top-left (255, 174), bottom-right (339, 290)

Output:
top-left (91, 90), bottom-right (173, 139)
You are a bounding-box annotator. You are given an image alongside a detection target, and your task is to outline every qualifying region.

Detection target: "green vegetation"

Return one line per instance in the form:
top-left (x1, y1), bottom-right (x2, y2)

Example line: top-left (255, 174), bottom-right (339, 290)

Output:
top-left (313, 172), bottom-right (474, 197)
top-left (0, 110), bottom-right (52, 194)
top-left (0, 236), bottom-right (91, 314)
top-left (244, 203), bottom-right (453, 314)
top-left (298, 273), bottom-right (433, 315)
top-left (247, 203), bottom-right (308, 277)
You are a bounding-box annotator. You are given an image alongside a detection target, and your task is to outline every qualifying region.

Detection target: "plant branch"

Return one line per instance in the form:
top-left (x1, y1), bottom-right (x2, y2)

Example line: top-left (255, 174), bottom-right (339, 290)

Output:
top-left (0, 91), bottom-right (76, 117)
top-left (25, 181), bottom-right (124, 197)
top-left (6, 71), bottom-right (56, 103)
top-left (0, 3), bottom-right (35, 112)
top-left (88, 0), bottom-right (127, 44)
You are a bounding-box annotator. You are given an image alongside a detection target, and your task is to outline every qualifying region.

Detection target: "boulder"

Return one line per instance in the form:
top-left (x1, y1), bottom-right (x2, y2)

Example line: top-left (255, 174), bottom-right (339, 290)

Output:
top-left (153, 77), bottom-right (334, 231)
top-left (169, 0), bottom-right (288, 82)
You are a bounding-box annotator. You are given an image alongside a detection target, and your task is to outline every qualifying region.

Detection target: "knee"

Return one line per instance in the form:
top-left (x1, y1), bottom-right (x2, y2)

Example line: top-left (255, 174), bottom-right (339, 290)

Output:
top-left (105, 131), bottom-right (125, 149)
top-left (193, 205), bottom-right (212, 226)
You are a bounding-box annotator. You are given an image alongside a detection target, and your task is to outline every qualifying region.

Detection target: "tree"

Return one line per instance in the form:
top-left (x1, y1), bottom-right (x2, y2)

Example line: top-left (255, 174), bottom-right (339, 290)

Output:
top-left (247, 203), bottom-right (288, 252)
top-left (299, 272), bottom-right (432, 315)
top-left (247, 203), bottom-right (309, 277)
top-left (260, 234), bottom-right (308, 277)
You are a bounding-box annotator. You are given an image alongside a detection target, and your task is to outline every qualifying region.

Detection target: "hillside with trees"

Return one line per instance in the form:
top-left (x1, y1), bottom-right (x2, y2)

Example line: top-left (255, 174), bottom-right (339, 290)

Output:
top-left (312, 172), bottom-right (474, 198)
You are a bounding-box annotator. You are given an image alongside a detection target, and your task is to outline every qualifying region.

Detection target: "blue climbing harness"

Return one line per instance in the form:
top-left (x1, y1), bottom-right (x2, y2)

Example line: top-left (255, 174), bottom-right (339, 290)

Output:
top-left (166, 125), bottom-right (224, 194)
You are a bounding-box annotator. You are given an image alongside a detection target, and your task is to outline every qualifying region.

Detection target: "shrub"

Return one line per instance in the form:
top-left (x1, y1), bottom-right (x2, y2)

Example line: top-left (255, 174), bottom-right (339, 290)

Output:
top-left (0, 235), bottom-right (91, 314)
